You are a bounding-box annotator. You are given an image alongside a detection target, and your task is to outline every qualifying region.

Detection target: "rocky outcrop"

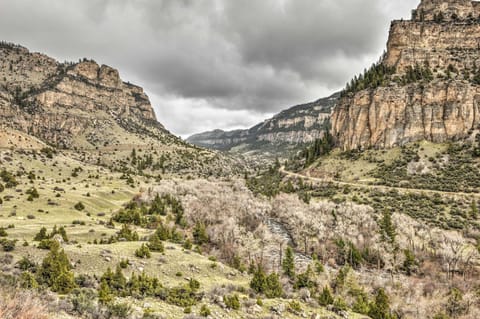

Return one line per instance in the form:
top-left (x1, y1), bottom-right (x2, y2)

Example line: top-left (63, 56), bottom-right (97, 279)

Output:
top-left (187, 93), bottom-right (339, 152)
top-left (413, 0), bottom-right (480, 22)
top-left (0, 42), bottom-right (166, 148)
top-left (331, 0), bottom-right (480, 150)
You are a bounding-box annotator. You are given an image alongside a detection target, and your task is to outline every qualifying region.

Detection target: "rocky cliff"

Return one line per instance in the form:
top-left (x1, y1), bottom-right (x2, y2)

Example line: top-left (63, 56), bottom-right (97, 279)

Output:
top-left (0, 42), bottom-right (169, 148)
top-left (187, 92), bottom-right (339, 154)
top-left (331, 0), bottom-right (480, 150)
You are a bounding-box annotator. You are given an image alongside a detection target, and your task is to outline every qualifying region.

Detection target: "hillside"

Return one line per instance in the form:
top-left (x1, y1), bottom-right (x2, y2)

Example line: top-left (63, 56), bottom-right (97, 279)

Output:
top-left (0, 42), bottom-right (244, 177)
top-left (187, 92), bottom-right (339, 157)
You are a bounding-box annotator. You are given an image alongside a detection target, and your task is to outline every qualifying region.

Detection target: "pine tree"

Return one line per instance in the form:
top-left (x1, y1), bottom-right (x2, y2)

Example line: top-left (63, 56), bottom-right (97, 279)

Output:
top-left (282, 246), bottom-right (295, 278)
top-left (265, 273), bottom-right (283, 298)
top-left (368, 288), bottom-right (393, 319)
top-left (37, 243), bottom-right (77, 293)
top-left (131, 148), bottom-right (137, 165)
top-left (20, 271), bottom-right (38, 289)
top-left (112, 265), bottom-right (127, 293)
top-left (401, 249), bottom-right (417, 275)
top-left (34, 227), bottom-right (49, 241)
top-left (155, 222), bottom-right (170, 241)
top-left (379, 210), bottom-right (396, 245)
top-left (135, 244), bottom-right (151, 259)
top-left (148, 235), bottom-right (165, 252)
top-left (193, 222), bottom-right (209, 245)
top-left (250, 265), bottom-right (267, 294)
top-left (319, 286), bottom-right (334, 306)
top-left (98, 279), bottom-right (113, 304)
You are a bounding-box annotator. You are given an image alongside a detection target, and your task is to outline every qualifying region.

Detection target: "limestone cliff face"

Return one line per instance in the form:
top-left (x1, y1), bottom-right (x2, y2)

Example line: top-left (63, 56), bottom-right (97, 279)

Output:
top-left (0, 42), bottom-right (165, 148)
top-left (187, 93), bottom-right (338, 152)
top-left (332, 0), bottom-right (480, 150)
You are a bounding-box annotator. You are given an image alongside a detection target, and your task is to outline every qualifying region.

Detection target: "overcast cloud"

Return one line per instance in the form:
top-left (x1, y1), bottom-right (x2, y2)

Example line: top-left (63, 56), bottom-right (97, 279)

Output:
top-left (0, 0), bottom-right (418, 137)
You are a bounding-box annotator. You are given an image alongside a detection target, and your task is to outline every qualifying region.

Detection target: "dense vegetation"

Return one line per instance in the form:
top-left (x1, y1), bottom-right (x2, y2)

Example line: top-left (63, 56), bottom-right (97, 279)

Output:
top-left (372, 143), bottom-right (480, 193)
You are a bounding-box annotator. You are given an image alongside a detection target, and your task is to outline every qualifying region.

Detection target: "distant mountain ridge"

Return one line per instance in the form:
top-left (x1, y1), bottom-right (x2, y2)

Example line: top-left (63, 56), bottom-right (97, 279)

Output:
top-left (187, 92), bottom-right (340, 154)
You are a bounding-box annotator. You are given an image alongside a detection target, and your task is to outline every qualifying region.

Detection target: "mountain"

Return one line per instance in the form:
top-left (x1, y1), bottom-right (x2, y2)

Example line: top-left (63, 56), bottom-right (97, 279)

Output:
top-left (0, 42), bottom-right (175, 149)
top-left (0, 42), bottom-right (244, 176)
top-left (187, 92), bottom-right (339, 156)
top-left (332, 0), bottom-right (480, 150)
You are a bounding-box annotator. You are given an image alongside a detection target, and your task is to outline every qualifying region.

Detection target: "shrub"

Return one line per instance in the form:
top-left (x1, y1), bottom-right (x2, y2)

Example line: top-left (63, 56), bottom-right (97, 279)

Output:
top-left (148, 235), bottom-right (164, 253)
top-left (0, 169), bottom-right (18, 188)
top-left (116, 224), bottom-right (139, 241)
top-left (166, 285), bottom-right (199, 307)
top-left (288, 300), bottom-right (302, 313)
top-left (0, 228), bottom-right (7, 237)
top-left (17, 256), bottom-right (37, 271)
top-left (37, 239), bottom-right (57, 250)
top-left (294, 265), bottom-right (315, 290)
top-left (26, 187), bottom-right (39, 200)
top-left (98, 279), bottom-right (113, 304)
top-left (200, 304), bottom-right (211, 317)
top-left (0, 239), bottom-right (16, 252)
top-left (0, 290), bottom-right (49, 319)
top-left (135, 244), bottom-right (151, 259)
top-left (183, 238), bottom-right (192, 250)
top-left (69, 288), bottom-right (97, 317)
top-left (446, 288), bottom-right (468, 318)
top-left (119, 259), bottom-right (129, 269)
top-left (107, 302), bottom-right (132, 318)
top-left (224, 294), bottom-right (240, 310)
top-left (333, 297), bottom-right (348, 312)
top-left (74, 202), bottom-right (85, 211)
top-left (20, 271), bottom-right (38, 289)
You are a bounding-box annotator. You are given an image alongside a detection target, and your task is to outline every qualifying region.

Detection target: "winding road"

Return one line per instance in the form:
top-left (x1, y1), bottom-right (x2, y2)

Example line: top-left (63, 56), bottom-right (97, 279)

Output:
top-left (279, 166), bottom-right (480, 199)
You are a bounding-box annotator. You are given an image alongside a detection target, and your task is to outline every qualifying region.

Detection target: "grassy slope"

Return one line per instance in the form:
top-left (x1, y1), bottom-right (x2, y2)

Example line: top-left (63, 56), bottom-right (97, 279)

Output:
top-left (301, 140), bottom-right (480, 231)
top-left (0, 147), bottom-right (357, 319)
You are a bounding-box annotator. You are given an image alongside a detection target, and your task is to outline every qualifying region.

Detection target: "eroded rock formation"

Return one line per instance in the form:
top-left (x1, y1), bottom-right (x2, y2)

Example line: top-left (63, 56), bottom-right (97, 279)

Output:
top-left (332, 0), bottom-right (480, 150)
top-left (0, 42), bottom-right (165, 148)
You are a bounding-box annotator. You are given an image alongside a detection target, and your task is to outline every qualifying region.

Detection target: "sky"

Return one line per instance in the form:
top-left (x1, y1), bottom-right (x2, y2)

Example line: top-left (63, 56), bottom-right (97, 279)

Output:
top-left (0, 0), bottom-right (418, 137)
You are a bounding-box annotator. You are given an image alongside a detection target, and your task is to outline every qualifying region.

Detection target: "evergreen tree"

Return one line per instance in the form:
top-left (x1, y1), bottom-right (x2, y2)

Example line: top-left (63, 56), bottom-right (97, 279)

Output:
top-left (294, 265), bottom-right (315, 289)
top-left (368, 288), bottom-right (394, 319)
top-left (193, 222), bottom-right (209, 245)
top-left (379, 210), bottom-right (397, 245)
top-left (282, 246), bottom-right (295, 278)
top-left (135, 244), bottom-right (151, 259)
top-left (352, 292), bottom-right (370, 315)
top-left (34, 227), bottom-right (49, 241)
top-left (250, 265), bottom-right (267, 294)
top-left (401, 249), bottom-right (417, 275)
top-left (37, 243), bottom-right (77, 293)
top-left (148, 235), bottom-right (165, 252)
top-left (20, 271), bottom-right (39, 289)
top-left (155, 222), bottom-right (170, 241)
top-left (112, 265), bottom-right (127, 293)
top-left (265, 273), bottom-right (283, 298)
top-left (131, 148), bottom-right (137, 165)
top-left (98, 279), bottom-right (113, 304)
top-left (318, 286), bottom-right (334, 306)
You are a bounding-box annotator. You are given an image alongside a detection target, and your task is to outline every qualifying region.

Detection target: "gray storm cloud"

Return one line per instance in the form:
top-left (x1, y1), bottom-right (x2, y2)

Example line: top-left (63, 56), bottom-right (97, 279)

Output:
top-left (0, 0), bottom-right (418, 136)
